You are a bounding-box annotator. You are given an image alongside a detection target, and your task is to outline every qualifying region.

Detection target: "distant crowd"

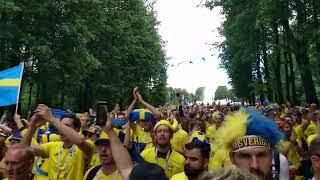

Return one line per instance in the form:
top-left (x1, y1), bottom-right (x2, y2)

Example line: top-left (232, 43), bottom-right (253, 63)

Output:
top-left (0, 88), bottom-right (320, 180)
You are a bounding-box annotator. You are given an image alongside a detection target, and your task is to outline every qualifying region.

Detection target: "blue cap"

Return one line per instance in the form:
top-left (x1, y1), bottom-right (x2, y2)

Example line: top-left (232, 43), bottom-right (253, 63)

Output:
top-left (9, 131), bottom-right (22, 141)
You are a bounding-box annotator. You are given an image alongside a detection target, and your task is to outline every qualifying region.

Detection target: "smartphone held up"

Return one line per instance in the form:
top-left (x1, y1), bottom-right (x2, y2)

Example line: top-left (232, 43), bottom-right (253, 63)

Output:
top-left (95, 101), bottom-right (108, 126)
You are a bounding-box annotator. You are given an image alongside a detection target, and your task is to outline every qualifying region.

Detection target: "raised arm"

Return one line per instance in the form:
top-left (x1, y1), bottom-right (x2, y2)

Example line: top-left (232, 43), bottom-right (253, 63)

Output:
top-left (21, 115), bottom-right (48, 158)
top-left (14, 114), bottom-right (25, 130)
top-left (123, 121), bottom-right (131, 148)
top-left (125, 87), bottom-right (138, 120)
top-left (136, 91), bottom-right (162, 119)
top-left (105, 114), bottom-right (133, 180)
top-left (35, 104), bottom-right (93, 155)
top-left (0, 123), bottom-right (12, 133)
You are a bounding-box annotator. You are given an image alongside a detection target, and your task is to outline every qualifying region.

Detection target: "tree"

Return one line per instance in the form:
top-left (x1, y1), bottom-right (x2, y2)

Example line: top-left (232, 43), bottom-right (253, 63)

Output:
top-left (195, 87), bottom-right (205, 101)
top-left (0, 0), bottom-right (167, 115)
top-left (214, 86), bottom-right (229, 100)
top-left (204, 0), bottom-right (320, 105)
top-left (167, 87), bottom-right (196, 103)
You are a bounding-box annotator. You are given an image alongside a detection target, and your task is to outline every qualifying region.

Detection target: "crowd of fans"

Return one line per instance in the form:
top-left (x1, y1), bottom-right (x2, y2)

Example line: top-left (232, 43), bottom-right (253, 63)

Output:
top-left (0, 88), bottom-right (320, 180)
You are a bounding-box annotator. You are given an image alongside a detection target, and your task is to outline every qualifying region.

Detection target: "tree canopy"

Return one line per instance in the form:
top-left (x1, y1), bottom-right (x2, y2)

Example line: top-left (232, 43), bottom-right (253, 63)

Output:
top-left (205, 0), bottom-right (320, 105)
top-left (214, 86), bottom-right (229, 100)
top-left (0, 0), bottom-right (167, 113)
top-left (195, 87), bottom-right (205, 101)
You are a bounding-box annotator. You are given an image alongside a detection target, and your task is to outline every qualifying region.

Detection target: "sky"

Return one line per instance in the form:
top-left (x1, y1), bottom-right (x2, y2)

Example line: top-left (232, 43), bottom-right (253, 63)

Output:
top-left (154, 0), bottom-right (230, 102)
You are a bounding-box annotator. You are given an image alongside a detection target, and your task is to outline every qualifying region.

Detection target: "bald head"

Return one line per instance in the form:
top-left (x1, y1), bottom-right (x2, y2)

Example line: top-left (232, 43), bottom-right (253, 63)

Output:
top-left (4, 144), bottom-right (34, 179)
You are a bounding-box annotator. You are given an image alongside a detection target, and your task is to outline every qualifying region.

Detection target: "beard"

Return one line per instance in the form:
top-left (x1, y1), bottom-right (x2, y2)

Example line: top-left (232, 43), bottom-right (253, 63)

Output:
top-left (250, 169), bottom-right (271, 180)
top-left (157, 140), bottom-right (170, 147)
top-left (184, 165), bottom-right (205, 180)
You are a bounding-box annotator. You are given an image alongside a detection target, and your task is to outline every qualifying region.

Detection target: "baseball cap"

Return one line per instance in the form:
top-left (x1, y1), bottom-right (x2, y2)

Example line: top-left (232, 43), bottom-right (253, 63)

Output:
top-left (83, 126), bottom-right (102, 136)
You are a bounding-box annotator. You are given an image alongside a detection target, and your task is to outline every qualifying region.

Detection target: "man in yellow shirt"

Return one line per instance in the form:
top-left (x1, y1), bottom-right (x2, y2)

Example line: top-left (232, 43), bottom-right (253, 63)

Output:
top-left (22, 104), bottom-right (94, 180)
top-left (171, 140), bottom-right (210, 180)
top-left (141, 120), bottom-right (185, 178)
top-left (170, 119), bottom-right (189, 154)
top-left (84, 114), bottom-right (133, 180)
top-left (3, 144), bottom-right (34, 180)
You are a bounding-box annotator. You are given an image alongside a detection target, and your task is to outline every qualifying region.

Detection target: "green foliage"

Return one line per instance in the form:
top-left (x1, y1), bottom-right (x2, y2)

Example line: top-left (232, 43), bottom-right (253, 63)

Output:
top-left (214, 86), bottom-right (230, 100)
top-left (205, 0), bottom-right (320, 105)
top-left (0, 0), bottom-right (167, 113)
top-left (195, 87), bottom-right (205, 101)
top-left (167, 87), bottom-right (196, 103)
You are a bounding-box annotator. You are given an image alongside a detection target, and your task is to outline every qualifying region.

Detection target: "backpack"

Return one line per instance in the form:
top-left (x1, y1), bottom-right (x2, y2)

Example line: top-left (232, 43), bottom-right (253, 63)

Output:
top-left (272, 150), bottom-right (280, 180)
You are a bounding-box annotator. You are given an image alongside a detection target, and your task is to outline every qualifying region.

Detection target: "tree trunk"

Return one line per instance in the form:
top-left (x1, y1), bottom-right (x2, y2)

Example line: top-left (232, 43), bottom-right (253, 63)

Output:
top-left (27, 83), bottom-right (33, 112)
top-left (283, 33), bottom-right (291, 102)
top-left (282, 18), bottom-right (318, 104)
top-left (261, 25), bottom-right (273, 101)
top-left (256, 53), bottom-right (264, 102)
top-left (288, 50), bottom-right (298, 105)
top-left (36, 83), bottom-right (40, 105)
top-left (295, 41), bottom-right (318, 104)
top-left (273, 22), bottom-right (284, 104)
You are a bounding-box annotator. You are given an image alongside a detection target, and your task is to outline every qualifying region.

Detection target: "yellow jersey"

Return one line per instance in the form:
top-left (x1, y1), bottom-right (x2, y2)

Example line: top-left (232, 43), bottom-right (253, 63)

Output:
top-left (89, 152), bottom-right (101, 169)
top-left (294, 122), bottom-right (318, 146)
top-left (83, 167), bottom-right (122, 180)
top-left (171, 128), bottom-right (189, 153)
top-left (40, 141), bottom-right (94, 180)
top-left (170, 172), bottom-right (188, 180)
top-left (280, 141), bottom-right (301, 169)
top-left (208, 149), bottom-right (231, 170)
top-left (205, 125), bottom-right (217, 140)
top-left (140, 147), bottom-right (185, 178)
top-left (132, 125), bottom-right (152, 144)
top-left (32, 157), bottom-right (49, 180)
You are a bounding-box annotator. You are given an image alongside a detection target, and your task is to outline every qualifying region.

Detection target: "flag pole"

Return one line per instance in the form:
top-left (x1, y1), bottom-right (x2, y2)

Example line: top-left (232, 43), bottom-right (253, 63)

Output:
top-left (15, 62), bottom-right (25, 114)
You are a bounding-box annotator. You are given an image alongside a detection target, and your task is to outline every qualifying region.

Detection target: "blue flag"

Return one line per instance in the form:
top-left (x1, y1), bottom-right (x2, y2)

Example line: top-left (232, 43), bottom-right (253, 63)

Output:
top-left (0, 64), bottom-right (24, 106)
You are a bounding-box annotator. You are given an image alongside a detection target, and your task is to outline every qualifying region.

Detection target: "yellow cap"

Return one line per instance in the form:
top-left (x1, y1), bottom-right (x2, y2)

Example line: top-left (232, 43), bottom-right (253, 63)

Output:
top-left (154, 120), bottom-right (173, 131)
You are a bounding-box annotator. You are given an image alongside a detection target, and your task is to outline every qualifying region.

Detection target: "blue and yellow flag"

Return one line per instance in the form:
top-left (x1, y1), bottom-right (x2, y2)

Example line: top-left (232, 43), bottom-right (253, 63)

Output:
top-left (0, 64), bottom-right (24, 106)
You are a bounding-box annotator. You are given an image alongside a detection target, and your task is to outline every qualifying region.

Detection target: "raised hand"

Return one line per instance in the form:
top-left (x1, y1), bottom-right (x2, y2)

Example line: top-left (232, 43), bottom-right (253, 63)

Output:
top-left (136, 91), bottom-right (144, 102)
top-left (34, 104), bottom-right (54, 123)
top-left (133, 87), bottom-right (138, 100)
top-left (29, 114), bottom-right (46, 128)
top-left (13, 114), bottom-right (21, 122)
top-left (104, 113), bottom-right (113, 133)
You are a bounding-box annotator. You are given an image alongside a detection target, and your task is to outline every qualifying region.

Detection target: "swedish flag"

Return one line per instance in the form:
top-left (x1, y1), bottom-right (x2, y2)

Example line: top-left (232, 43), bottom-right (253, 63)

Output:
top-left (0, 64), bottom-right (24, 106)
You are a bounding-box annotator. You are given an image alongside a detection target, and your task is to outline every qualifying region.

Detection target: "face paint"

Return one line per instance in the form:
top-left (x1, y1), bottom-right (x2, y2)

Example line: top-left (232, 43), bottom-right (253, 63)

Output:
top-left (12, 161), bottom-right (29, 177)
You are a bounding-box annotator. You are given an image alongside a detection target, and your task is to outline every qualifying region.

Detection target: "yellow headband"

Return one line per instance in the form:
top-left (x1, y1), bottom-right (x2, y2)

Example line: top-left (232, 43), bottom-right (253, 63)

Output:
top-left (232, 135), bottom-right (270, 152)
